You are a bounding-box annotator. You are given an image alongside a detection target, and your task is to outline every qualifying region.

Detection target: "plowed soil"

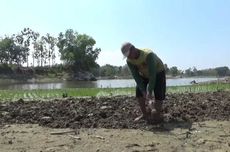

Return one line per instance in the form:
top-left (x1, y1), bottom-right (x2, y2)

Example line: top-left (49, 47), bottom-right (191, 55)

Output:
top-left (0, 91), bottom-right (230, 152)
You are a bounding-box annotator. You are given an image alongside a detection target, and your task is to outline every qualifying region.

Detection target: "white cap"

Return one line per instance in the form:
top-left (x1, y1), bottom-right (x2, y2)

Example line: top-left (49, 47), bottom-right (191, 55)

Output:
top-left (121, 42), bottom-right (133, 58)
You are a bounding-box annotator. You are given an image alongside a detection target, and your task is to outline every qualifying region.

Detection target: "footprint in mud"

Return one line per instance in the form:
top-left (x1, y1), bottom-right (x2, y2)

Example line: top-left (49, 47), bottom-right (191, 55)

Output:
top-left (131, 149), bottom-right (158, 152)
top-left (126, 143), bottom-right (159, 152)
top-left (126, 143), bottom-right (140, 148)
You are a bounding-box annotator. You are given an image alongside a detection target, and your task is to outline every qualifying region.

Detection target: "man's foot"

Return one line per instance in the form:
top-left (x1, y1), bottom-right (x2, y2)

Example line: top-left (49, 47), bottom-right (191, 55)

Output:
top-left (134, 112), bottom-right (151, 122)
top-left (147, 109), bottom-right (164, 124)
top-left (154, 100), bottom-right (163, 112)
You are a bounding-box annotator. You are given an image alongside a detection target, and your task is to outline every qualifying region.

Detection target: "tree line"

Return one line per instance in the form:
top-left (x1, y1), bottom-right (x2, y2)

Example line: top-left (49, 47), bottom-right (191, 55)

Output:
top-left (100, 64), bottom-right (230, 78)
top-left (0, 28), bottom-right (101, 77)
top-left (164, 65), bottom-right (230, 77)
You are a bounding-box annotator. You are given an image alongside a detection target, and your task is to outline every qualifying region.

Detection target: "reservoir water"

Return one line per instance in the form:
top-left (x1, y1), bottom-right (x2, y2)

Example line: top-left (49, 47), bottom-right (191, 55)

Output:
top-left (0, 77), bottom-right (221, 90)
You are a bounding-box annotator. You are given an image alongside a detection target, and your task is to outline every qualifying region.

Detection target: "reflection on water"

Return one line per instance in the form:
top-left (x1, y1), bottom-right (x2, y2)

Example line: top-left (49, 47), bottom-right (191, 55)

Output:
top-left (0, 77), bottom-right (222, 90)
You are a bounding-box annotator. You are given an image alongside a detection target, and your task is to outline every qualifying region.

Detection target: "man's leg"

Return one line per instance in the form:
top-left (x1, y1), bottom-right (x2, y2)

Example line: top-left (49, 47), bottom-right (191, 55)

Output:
top-left (138, 97), bottom-right (149, 116)
top-left (151, 71), bottom-right (166, 122)
top-left (154, 100), bottom-right (163, 113)
top-left (134, 80), bottom-right (149, 121)
top-left (154, 70), bottom-right (166, 112)
top-left (134, 97), bottom-right (148, 121)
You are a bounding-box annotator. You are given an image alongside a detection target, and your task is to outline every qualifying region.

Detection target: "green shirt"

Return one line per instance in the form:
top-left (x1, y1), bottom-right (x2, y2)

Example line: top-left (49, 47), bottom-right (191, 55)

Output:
top-left (127, 49), bottom-right (165, 94)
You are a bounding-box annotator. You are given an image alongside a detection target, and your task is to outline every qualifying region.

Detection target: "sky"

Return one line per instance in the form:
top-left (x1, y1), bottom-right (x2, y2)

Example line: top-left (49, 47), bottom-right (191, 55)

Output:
top-left (0, 0), bottom-right (230, 70)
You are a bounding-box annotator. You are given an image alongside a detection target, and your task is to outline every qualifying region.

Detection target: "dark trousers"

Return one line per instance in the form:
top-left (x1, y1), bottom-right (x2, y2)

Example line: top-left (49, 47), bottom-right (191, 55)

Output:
top-left (136, 70), bottom-right (166, 100)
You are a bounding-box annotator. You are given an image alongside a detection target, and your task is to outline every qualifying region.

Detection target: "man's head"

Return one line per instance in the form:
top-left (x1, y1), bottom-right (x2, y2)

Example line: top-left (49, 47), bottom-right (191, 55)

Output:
top-left (121, 42), bottom-right (139, 59)
top-left (121, 42), bottom-right (134, 58)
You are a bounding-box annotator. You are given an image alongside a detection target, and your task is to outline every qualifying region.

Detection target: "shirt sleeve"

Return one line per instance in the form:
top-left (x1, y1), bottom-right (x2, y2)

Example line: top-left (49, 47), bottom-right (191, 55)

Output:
top-left (146, 53), bottom-right (157, 95)
top-left (127, 61), bottom-right (146, 92)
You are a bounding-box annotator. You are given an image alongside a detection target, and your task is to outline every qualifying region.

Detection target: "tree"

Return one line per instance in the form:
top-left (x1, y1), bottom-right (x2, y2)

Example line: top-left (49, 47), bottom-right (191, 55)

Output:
top-left (169, 66), bottom-right (179, 77)
top-left (99, 64), bottom-right (118, 77)
top-left (0, 37), bottom-right (12, 64)
top-left (57, 29), bottom-right (101, 72)
top-left (42, 33), bottom-right (56, 66)
top-left (192, 67), bottom-right (198, 76)
top-left (164, 64), bottom-right (169, 74)
top-left (0, 36), bottom-right (26, 65)
top-left (215, 66), bottom-right (230, 77)
top-left (33, 37), bottom-right (47, 67)
top-left (197, 68), bottom-right (217, 76)
top-left (120, 64), bottom-right (131, 77)
top-left (185, 68), bottom-right (192, 76)
top-left (14, 28), bottom-right (39, 66)
top-left (9, 45), bottom-right (27, 65)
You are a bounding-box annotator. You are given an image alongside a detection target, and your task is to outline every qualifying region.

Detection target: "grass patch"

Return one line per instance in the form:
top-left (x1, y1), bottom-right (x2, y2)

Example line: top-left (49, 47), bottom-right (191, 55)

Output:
top-left (167, 83), bottom-right (230, 93)
top-left (0, 88), bottom-right (134, 101)
top-left (0, 83), bottom-right (229, 101)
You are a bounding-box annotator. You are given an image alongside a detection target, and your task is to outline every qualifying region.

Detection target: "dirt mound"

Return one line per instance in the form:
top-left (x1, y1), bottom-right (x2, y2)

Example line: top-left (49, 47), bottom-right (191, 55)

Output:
top-left (0, 91), bottom-right (230, 130)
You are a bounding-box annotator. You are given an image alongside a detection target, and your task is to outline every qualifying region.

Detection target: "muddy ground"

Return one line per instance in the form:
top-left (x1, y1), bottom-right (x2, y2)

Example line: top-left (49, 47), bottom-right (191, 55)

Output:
top-left (0, 91), bottom-right (230, 152)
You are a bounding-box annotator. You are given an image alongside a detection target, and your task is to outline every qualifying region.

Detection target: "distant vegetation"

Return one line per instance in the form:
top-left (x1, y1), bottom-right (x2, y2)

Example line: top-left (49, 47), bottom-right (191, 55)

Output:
top-left (0, 27), bottom-right (229, 80)
top-left (99, 64), bottom-right (230, 78)
top-left (164, 65), bottom-right (230, 77)
top-left (0, 28), bottom-right (100, 80)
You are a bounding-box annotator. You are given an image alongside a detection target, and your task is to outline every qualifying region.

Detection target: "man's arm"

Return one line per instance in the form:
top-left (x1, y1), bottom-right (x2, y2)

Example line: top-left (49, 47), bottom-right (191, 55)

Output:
top-left (127, 61), bottom-right (146, 93)
top-left (146, 53), bottom-right (157, 96)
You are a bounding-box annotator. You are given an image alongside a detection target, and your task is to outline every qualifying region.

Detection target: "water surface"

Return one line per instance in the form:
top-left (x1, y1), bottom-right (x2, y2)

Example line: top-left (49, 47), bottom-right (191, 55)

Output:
top-left (0, 77), bottom-right (221, 90)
